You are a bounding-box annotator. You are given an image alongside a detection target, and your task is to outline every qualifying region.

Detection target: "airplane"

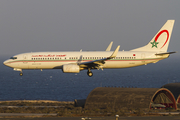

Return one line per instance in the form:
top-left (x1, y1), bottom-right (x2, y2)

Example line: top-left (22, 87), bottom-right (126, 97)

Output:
top-left (3, 20), bottom-right (175, 77)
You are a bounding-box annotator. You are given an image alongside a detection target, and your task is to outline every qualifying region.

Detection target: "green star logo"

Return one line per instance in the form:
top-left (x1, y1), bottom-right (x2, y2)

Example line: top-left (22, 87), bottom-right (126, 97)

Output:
top-left (151, 40), bottom-right (159, 48)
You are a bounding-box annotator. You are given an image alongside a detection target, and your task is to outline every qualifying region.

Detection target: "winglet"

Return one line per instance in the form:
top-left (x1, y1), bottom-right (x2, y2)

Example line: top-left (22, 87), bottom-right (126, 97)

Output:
top-left (109, 45), bottom-right (120, 58)
top-left (106, 41), bottom-right (113, 51)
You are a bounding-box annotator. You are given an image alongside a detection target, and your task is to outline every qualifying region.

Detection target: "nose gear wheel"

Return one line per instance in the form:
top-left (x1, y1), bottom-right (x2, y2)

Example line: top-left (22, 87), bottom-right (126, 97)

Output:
top-left (19, 72), bottom-right (23, 76)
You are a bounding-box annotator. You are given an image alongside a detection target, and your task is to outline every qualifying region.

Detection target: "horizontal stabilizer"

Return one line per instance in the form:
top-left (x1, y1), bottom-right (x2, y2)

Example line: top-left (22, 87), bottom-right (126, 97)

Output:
top-left (155, 51), bottom-right (176, 55)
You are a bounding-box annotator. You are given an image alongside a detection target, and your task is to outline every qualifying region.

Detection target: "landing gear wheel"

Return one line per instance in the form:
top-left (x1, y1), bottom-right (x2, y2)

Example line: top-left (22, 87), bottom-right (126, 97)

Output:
top-left (87, 71), bottom-right (93, 77)
top-left (19, 72), bottom-right (23, 76)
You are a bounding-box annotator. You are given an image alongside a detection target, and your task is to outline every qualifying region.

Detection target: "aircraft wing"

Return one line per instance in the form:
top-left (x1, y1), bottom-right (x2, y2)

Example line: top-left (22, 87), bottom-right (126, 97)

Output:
top-left (79, 45), bottom-right (120, 68)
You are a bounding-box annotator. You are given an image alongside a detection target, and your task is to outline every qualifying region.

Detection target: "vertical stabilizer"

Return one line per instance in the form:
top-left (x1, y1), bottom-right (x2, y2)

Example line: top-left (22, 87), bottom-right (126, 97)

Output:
top-left (131, 20), bottom-right (175, 52)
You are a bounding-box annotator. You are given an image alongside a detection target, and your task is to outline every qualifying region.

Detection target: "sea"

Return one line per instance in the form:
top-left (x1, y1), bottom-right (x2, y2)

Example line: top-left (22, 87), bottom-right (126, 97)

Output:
top-left (0, 55), bottom-right (180, 101)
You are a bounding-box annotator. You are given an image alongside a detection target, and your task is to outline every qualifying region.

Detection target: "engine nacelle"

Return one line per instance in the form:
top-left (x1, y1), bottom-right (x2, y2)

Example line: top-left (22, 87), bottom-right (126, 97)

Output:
top-left (62, 64), bottom-right (80, 73)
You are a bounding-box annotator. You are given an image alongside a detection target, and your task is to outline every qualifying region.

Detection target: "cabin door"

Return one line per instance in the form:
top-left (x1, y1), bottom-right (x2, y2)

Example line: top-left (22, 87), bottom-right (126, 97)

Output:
top-left (23, 54), bottom-right (29, 68)
top-left (141, 53), bottom-right (146, 64)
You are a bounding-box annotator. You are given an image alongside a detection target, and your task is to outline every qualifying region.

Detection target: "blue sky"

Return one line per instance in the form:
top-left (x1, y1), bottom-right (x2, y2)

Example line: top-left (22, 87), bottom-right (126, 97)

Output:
top-left (0, 0), bottom-right (180, 58)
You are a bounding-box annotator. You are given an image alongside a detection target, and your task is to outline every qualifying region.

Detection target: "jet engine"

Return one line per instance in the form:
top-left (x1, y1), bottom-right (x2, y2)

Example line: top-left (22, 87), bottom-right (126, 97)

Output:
top-left (62, 64), bottom-right (80, 73)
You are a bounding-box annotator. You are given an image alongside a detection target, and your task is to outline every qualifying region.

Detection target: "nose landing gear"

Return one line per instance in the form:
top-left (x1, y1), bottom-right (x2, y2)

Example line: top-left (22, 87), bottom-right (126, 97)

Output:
top-left (19, 72), bottom-right (23, 76)
top-left (13, 68), bottom-right (23, 76)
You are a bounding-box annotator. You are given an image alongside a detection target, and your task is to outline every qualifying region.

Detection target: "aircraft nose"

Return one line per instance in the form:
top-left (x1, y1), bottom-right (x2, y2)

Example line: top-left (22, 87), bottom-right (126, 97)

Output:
top-left (3, 60), bottom-right (9, 66)
top-left (3, 60), bottom-right (7, 65)
top-left (3, 59), bottom-right (15, 68)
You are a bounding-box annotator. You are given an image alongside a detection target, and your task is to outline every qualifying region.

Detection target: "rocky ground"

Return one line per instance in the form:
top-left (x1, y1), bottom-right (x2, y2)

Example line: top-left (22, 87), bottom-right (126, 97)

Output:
top-left (0, 100), bottom-right (178, 118)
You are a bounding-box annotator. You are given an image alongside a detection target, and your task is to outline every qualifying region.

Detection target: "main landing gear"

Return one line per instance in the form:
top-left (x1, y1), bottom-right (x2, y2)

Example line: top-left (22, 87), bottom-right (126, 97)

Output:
top-left (87, 69), bottom-right (93, 77)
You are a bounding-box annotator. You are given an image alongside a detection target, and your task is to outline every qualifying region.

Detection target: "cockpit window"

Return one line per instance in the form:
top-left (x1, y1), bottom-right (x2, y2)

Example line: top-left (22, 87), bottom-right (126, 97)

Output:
top-left (10, 57), bottom-right (17, 60)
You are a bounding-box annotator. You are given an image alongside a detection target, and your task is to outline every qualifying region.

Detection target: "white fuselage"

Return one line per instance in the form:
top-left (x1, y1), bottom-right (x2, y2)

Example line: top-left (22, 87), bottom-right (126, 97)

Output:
top-left (3, 51), bottom-right (169, 70)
